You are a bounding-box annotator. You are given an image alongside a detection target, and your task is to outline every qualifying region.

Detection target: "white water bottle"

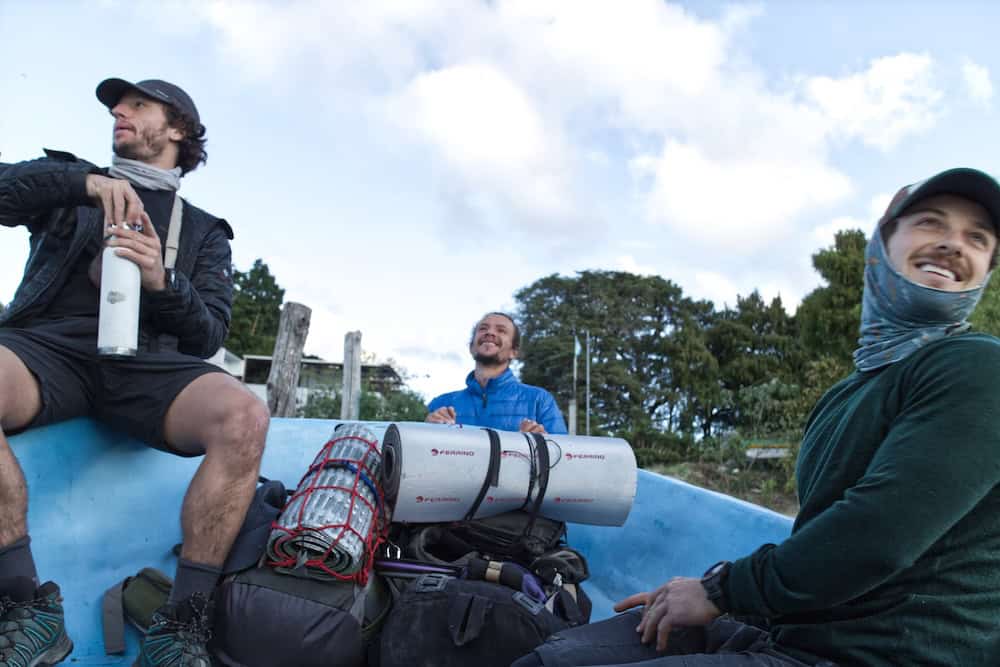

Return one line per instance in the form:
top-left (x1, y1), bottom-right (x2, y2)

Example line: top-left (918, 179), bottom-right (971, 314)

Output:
top-left (97, 232), bottom-right (140, 357)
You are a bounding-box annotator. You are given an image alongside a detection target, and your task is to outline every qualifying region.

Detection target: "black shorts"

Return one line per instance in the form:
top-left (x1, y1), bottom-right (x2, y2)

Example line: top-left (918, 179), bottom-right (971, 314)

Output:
top-left (0, 317), bottom-right (226, 456)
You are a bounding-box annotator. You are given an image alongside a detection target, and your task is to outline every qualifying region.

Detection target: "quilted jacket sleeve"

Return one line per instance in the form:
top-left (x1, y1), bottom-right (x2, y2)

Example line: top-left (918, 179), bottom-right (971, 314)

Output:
top-left (0, 157), bottom-right (98, 231)
top-left (143, 221), bottom-right (233, 358)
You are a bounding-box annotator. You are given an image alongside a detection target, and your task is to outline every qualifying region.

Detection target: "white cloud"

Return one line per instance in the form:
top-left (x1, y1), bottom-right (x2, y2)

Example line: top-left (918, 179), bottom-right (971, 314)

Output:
top-left (388, 63), bottom-right (579, 233)
top-left (634, 141), bottom-right (852, 250)
top-left (812, 216), bottom-right (866, 246)
top-left (172, 3), bottom-right (949, 258)
top-left (614, 254), bottom-right (656, 276)
top-left (805, 53), bottom-right (942, 150)
top-left (812, 192), bottom-right (890, 249)
top-left (869, 192), bottom-right (893, 222)
top-left (691, 270), bottom-right (739, 310)
top-left (499, 0), bottom-right (729, 122)
top-left (961, 58), bottom-right (993, 103)
top-left (197, 0), bottom-right (468, 87)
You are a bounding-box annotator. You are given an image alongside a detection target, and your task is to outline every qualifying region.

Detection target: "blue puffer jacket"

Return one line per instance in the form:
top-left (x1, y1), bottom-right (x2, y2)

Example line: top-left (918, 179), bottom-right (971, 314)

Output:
top-left (427, 368), bottom-right (568, 434)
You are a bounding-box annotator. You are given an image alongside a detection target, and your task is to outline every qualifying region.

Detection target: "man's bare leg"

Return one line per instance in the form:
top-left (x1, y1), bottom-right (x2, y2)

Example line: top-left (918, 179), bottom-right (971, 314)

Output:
top-left (0, 345), bottom-right (43, 580)
top-left (163, 372), bottom-right (269, 596)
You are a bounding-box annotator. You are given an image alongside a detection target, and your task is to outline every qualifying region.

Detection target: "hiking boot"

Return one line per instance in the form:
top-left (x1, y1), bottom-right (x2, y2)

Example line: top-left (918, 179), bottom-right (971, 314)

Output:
top-left (0, 578), bottom-right (73, 667)
top-left (133, 593), bottom-right (212, 667)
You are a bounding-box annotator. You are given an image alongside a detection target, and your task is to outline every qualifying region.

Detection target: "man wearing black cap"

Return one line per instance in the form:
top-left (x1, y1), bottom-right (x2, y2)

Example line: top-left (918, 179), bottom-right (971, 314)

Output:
top-left (515, 169), bottom-right (1000, 666)
top-left (0, 78), bottom-right (268, 666)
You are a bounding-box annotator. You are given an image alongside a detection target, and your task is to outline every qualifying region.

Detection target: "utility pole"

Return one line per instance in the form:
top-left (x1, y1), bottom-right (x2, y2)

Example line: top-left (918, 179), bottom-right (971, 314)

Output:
top-left (585, 329), bottom-right (591, 436)
top-left (568, 334), bottom-right (579, 435)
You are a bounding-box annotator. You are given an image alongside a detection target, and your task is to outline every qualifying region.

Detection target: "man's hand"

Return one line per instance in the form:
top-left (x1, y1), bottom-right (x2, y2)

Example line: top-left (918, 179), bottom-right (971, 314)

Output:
top-left (519, 419), bottom-right (546, 434)
top-left (613, 577), bottom-right (721, 652)
top-left (104, 211), bottom-right (168, 291)
top-left (86, 174), bottom-right (145, 228)
top-left (426, 406), bottom-right (457, 424)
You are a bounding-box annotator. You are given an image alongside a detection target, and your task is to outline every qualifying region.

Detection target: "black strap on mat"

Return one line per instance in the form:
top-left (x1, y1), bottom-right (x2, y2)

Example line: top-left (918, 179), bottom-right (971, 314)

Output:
top-left (522, 433), bottom-right (551, 537)
top-left (465, 428), bottom-right (502, 520)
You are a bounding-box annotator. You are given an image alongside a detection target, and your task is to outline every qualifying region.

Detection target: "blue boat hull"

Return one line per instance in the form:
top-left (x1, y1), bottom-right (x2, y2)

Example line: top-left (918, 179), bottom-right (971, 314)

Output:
top-left (10, 418), bottom-right (792, 664)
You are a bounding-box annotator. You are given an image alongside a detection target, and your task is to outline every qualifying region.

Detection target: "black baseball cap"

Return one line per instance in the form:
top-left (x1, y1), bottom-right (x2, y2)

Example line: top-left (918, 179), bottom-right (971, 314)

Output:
top-left (95, 78), bottom-right (203, 133)
top-left (881, 168), bottom-right (1000, 232)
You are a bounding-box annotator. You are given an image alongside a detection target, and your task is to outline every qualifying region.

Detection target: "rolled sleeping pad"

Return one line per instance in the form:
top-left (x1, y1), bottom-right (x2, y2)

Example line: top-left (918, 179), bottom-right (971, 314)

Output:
top-left (267, 422), bottom-right (388, 579)
top-left (380, 423), bottom-right (637, 526)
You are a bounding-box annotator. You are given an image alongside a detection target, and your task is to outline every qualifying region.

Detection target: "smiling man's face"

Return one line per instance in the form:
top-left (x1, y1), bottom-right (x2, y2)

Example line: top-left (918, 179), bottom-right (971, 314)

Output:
top-left (885, 194), bottom-right (996, 292)
top-left (470, 314), bottom-right (519, 368)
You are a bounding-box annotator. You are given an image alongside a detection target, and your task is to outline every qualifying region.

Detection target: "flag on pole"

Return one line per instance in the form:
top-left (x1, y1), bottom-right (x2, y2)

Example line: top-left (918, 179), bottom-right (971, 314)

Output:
top-left (574, 335), bottom-right (581, 357)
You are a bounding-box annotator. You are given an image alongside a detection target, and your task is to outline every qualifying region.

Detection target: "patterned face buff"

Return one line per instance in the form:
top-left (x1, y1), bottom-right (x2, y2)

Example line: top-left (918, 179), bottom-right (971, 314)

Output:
top-left (852, 221), bottom-right (989, 372)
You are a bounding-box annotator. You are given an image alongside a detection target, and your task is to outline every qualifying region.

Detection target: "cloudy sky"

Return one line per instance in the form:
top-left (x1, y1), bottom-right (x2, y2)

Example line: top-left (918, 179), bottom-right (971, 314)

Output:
top-left (2, 1), bottom-right (998, 402)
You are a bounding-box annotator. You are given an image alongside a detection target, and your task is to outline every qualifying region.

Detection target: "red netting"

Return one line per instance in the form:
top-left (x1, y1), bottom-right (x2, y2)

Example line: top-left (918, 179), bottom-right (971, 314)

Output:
top-left (266, 432), bottom-right (388, 584)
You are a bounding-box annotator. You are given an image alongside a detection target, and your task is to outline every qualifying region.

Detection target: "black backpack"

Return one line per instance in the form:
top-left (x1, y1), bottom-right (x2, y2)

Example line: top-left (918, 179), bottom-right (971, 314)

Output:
top-left (377, 511), bottom-right (592, 667)
top-left (379, 574), bottom-right (570, 667)
top-left (209, 473), bottom-right (392, 667)
top-left (393, 511), bottom-right (591, 619)
top-left (211, 565), bottom-right (391, 667)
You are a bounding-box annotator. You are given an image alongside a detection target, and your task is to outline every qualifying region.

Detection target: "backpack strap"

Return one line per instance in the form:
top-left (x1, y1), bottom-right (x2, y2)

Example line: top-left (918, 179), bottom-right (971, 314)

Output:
top-left (101, 578), bottom-right (127, 655)
top-left (163, 195), bottom-right (183, 270)
top-left (448, 591), bottom-right (493, 646)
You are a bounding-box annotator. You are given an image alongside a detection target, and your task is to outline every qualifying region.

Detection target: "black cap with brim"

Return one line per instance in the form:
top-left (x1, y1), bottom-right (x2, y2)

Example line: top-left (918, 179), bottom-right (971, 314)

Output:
top-left (882, 168), bottom-right (1000, 232)
top-left (96, 77), bottom-right (203, 134)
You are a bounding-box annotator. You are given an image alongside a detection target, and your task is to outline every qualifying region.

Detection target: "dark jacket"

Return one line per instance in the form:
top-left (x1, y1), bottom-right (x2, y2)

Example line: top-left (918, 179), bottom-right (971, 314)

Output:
top-left (0, 150), bottom-right (234, 358)
top-left (427, 368), bottom-right (568, 434)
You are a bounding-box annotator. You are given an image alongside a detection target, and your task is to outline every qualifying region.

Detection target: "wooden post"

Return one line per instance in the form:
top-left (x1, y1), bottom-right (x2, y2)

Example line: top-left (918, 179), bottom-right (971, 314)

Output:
top-left (266, 301), bottom-right (311, 417)
top-left (341, 330), bottom-right (362, 420)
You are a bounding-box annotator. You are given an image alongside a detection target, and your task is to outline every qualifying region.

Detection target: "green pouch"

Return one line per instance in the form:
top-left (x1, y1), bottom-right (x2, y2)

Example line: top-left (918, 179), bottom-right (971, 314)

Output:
top-left (123, 568), bottom-right (173, 630)
top-left (102, 567), bottom-right (173, 655)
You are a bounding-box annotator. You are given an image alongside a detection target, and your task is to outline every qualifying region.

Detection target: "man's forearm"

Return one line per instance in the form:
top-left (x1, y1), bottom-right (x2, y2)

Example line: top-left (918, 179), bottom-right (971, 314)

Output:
top-left (0, 158), bottom-right (96, 226)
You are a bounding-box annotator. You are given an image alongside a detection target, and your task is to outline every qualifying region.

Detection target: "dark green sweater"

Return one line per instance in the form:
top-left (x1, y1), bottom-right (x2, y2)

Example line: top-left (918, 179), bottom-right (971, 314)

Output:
top-left (724, 333), bottom-right (1000, 666)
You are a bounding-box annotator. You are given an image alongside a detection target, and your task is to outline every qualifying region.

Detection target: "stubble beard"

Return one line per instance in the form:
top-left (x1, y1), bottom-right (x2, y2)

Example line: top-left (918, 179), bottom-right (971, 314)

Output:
top-left (473, 351), bottom-right (504, 367)
top-left (113, 123), bottom-right (170, 164)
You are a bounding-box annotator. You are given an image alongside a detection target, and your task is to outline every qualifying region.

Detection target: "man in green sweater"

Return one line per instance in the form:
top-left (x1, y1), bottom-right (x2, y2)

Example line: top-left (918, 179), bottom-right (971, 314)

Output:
top-left (514, 168), bottom-right (1000, 666)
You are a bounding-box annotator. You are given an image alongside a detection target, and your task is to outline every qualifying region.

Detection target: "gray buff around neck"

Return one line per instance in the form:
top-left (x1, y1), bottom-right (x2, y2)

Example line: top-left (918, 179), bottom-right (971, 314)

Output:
top-left (108, 155), bottom-right (182, 191)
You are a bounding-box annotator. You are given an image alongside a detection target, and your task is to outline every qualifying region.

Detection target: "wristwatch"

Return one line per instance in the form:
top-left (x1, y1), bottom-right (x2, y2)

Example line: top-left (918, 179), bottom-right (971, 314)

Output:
top-left (164, 268), bottom-right (179, 292)
top-left (701, 560), bottom-right (732, 614)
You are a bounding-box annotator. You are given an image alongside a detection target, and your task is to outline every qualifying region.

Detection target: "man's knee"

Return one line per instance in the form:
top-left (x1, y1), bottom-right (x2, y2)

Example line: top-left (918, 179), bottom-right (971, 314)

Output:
top-left (0, 346), bottom-right (41, 431)
top-left (213, 390), bottom-right (269, 461)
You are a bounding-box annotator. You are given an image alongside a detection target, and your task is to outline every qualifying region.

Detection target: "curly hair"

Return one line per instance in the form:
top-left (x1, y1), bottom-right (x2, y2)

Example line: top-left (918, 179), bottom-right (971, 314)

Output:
top-left (164, 105), bottom-right (207, 175)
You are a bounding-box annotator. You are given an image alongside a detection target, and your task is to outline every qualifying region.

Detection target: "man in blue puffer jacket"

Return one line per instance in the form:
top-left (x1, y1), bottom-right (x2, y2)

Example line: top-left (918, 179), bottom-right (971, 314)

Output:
top-left (426, 312), bottom-right (567, 434)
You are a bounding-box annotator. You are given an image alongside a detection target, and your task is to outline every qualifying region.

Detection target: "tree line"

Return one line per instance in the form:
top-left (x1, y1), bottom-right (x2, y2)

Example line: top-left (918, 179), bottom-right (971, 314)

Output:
top-left (225, 228), bottom-right (1000, 466)
top-left (515, 229), bottom-right (1000, 464)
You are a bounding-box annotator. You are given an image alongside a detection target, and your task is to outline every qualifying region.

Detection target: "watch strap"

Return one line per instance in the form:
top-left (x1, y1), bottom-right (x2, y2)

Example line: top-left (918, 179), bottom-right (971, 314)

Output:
top-left (701, 560), bottom-right (732, 614)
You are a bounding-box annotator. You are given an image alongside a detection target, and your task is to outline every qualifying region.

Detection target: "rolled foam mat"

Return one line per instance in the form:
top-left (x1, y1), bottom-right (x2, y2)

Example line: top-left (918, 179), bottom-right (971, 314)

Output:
top-left (381, 423), bottom-right (637, 526)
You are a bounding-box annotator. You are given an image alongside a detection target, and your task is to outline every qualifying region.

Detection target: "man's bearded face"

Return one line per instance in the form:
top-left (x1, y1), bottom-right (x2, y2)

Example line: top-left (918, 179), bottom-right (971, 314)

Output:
top-left (470, 314), bottom-right (518, 368)
top-left (111, 91), bottom-right (178, 165)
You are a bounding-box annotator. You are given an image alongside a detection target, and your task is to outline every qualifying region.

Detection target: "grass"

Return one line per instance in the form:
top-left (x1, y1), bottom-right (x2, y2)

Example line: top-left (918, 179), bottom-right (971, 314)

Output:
top-left (648, 460), bottom-right (800, 517)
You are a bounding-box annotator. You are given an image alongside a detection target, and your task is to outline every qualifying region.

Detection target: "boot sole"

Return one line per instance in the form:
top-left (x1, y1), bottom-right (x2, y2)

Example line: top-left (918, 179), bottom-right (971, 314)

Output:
top-left (29, 632), bottom-right (73, 666)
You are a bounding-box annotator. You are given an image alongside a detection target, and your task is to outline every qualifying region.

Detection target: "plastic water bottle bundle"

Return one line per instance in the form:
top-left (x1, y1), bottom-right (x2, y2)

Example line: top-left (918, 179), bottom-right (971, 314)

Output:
top-left (266, 423), bottom-right (387, 582)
